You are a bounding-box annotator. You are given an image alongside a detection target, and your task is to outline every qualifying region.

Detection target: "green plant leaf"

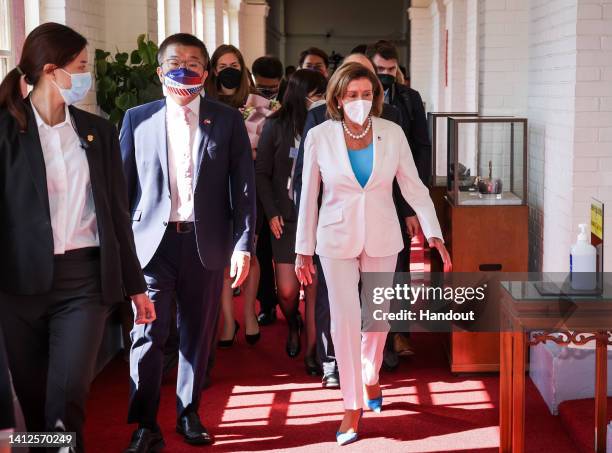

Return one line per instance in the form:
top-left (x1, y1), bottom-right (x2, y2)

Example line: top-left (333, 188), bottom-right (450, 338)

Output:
top-left (129, 71), bottom-right (147, 90)
top-left (95, 59), bottom-right (108, 78)
top-left (97, 75), bottom-right (117, 94)
top-left (115, 92), bottom-right (131, 111)
top-left (139, 83), bottom-right (163, 104)
top-left (130, 50), bottom-right (142, 65)
top-left (146, 40), bottom-right (159, 66)
top-left (109, 108), bottom-right (123, 125)
top-left (95, 49), bottom-right (110, 60)
top-left (115, 52), bottom-right (129, 65)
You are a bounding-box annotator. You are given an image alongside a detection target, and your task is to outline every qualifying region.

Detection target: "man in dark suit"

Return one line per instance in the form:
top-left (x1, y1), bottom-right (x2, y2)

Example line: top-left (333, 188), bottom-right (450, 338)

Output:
top-left (120, 33), bottom-right (255, 452)
top-left (294, 53), bottom-right (414, 386)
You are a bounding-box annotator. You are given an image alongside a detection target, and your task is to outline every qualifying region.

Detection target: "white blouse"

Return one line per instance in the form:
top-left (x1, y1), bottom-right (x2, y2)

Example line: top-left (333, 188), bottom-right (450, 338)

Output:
top-left (32, 103), bottom-right (99, 254)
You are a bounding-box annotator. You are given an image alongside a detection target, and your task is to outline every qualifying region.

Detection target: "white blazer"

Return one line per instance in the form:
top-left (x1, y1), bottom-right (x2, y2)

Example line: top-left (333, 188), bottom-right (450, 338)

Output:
top-left (295, 116), bottom-right (443, 259)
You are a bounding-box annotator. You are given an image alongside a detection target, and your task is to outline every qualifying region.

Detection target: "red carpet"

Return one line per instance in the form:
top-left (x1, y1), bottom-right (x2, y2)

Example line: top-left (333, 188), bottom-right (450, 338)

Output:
top-left (84, 237), bottom-right (580, 452)
top-left (84, 328), bottom-right (580, 452)
top-left (558, 397), bottom-right (612, 453)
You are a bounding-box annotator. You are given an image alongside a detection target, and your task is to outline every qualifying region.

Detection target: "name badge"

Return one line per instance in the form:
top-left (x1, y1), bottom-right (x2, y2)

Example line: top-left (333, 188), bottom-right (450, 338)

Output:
top-left (289, 147), bottom-right (299, 159)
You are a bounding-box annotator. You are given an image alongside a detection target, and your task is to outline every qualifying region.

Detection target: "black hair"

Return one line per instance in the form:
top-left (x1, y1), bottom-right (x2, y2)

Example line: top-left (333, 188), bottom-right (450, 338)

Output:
top-left (366, 40), bottom-right (400, 62)
top-left (251, 55), bottom-right (283, 80)
top-left (157, 33), bottom-right (210, 66)
top-left (285, 65), bottom-right (296, 78)
top-left (270, 69), bottom-right (327, 139)
top-left (298, 47), bottom-right (329, 68)
top-left (350, 44), bottom-right (368, 55)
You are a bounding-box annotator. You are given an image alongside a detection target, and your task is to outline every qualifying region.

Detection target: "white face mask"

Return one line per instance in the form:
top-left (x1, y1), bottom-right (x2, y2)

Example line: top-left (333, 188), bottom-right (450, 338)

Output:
top-left (342, 99), bottom-right (372, 125)
top-left (52, 68), bottom-right (92, 105)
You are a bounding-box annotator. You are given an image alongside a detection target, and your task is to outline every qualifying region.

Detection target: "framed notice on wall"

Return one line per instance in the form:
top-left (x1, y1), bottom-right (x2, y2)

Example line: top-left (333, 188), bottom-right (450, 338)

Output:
top-left (591, 198), bottom-right (604, 273)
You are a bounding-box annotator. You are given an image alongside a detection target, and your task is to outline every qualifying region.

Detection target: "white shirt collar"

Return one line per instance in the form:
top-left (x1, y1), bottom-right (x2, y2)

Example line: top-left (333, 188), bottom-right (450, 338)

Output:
top-left (31, 102), bottom-right (71, 129)
top-left (166, 95), bottom-right (201, 116)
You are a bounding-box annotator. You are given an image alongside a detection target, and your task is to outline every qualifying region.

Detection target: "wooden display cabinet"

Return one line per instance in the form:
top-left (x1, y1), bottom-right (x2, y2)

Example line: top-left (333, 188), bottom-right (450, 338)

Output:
top-left (443, 116), bottom-right (529, 373)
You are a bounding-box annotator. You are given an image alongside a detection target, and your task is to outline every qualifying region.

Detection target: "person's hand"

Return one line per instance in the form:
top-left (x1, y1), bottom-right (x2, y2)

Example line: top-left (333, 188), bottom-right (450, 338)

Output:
top-left (404, 216), bottom-right (421, 237)
top-left (230, 251), bottom-right (251, 288)
top-left (428, 237), bottom-right (452, 272)
top-left (295, 254), bottom-right (316, 286)
top-left (131, 293), bottom-right (156, 324)
top-left (269, 216), bottom-right (284, 239)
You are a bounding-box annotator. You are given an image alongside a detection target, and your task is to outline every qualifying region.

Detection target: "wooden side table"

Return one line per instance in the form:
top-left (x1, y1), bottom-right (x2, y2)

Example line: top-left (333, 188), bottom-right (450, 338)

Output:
top-left (499, 281), bottom-right (612, 452)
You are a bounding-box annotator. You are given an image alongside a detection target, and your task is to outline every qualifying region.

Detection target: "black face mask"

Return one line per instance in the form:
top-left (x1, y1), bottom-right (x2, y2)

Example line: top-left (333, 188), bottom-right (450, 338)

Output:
top-left (378, 73), bottom-right (396, 90)
top-left (218, 67), bottom-right (242, 89)
top-left (257, 86), bottom-right (279, 100)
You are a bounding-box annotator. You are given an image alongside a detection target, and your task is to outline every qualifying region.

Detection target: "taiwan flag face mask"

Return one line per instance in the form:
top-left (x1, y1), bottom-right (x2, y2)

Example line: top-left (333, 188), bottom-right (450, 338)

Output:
top-left (162, 68), bottom-right (204, 97)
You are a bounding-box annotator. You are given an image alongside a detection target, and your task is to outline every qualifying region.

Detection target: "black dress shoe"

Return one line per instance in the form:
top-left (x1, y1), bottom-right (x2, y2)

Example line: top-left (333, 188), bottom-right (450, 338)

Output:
top-left (218, 321), bottom-right (239, 348)
top-left (124, 428), bottom-right (165, 453)
top-left (304, 354), bottom-right (322, 376)
top-left (176, 412), bottom-right (214, 445)
top-left (322, 373), bottom-right (340, 389)
top-left (382, 348), bottom-right (399, 371)
top-left (257, 309), bottom-right (277, 326)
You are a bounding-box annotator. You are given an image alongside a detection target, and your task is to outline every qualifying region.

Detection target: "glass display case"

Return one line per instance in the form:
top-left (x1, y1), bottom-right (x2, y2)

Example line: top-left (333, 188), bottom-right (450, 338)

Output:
top-left (427, 112), bottom-right (478, 187)
top-left (447, 116), bottom-right (527, 206)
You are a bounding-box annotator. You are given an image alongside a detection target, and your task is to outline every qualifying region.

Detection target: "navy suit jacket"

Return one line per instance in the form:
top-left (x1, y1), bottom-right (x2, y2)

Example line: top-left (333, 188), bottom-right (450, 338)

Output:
top-left (120, 96), bottom-right (256, 270)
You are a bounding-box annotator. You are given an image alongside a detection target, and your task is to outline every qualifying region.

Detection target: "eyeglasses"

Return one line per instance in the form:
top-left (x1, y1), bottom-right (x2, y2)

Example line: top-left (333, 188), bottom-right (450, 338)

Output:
top-left (163, 58), bottom-right (206, 72)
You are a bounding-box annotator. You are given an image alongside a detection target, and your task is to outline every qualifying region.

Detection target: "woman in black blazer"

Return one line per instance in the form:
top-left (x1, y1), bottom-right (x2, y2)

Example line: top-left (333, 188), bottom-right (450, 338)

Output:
top-left (0, 23), bottom-right (155, 452)
top-left (255, 69), bottom-right (327, 372)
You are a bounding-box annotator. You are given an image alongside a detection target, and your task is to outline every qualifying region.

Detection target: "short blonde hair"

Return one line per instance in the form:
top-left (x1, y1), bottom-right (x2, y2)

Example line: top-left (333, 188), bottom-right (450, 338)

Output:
top-left (325, 62), bottom-right (384, 121)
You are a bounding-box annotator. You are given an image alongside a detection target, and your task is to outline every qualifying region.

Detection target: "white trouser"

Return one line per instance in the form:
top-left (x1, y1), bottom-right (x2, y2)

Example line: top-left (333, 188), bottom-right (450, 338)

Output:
top-left (319, 251), bottom-right (397, 410)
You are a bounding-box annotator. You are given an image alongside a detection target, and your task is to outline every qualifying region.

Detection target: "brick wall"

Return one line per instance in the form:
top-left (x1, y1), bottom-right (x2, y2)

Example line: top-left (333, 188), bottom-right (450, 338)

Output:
top-left (527, 0), bottom-right (577, 272)
top-left (574, 0), bottom-right (612, 272)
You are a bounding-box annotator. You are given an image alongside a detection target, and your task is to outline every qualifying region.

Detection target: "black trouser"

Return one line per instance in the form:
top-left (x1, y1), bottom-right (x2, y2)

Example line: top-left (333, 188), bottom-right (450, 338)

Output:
top-left (0, 248), bottom-right (109, 453)
top-left (314, 256), bottom-right (337, 377)
top-left (0, 325), bottom-right (14, 431)
top-left (256, 221), bottom-right (278, 314)
top-left (387, 226), bottom-right (413, 348)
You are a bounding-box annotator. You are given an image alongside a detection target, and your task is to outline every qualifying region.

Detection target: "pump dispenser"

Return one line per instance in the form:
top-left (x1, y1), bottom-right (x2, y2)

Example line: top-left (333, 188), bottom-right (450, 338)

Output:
top-left (570, 223), bottom-right (597, 290)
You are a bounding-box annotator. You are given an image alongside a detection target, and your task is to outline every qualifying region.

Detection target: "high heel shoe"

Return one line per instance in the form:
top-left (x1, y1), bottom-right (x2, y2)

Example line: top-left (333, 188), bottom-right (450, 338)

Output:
top-left (286, 315), bottom-right (302, 357)
top-left (336, 409), bottom-right (362, 446)
top-left (285, 326), bottom-right (301, 357)
top-left (366, 393), bottom-right (383, 413)
top-left (245, 329), bottom-right (261, 345)
top-left (218, 321), bottom-right (239, 348)
top-left (304, 354), bottom-right (321, 376)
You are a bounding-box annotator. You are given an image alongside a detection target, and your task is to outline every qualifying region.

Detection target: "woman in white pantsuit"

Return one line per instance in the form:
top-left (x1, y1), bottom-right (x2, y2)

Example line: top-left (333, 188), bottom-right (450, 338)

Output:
top-left (295, 62), bottom-right (452, 446)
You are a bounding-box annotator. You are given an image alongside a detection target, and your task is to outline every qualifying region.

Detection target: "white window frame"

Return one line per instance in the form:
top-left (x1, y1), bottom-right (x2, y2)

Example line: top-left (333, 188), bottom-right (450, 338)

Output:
top-left (157, 0), bottom-right (167, 42)
top-left (0, 0), bottom-right (13, 81)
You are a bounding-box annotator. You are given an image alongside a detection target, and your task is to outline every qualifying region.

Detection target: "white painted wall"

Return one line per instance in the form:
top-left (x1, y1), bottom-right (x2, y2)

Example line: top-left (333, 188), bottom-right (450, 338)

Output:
top-left (573, 0), bottom-right (612, 272)
top-left (409, 5), bottom-right (432, 106)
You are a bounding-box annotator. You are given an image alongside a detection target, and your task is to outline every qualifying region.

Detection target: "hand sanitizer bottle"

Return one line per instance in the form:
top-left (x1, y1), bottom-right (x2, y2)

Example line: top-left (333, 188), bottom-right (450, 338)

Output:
top-left (570, 223), bottom-right (597, 290)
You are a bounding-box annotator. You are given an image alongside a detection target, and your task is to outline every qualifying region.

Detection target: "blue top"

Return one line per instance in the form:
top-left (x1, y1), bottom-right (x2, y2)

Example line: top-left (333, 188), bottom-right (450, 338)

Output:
top-left (347, 143), bottom-right (373, 188)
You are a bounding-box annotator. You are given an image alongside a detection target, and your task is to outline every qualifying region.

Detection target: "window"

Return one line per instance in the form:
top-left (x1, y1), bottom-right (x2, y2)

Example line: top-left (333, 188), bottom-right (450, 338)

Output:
top-left (0, 0), bottom-right (12, 81)
top-left (157, 0), bottom-right (166, 42)
top-left (223, 8), bottom-right (229, 44)
top-left (203, 0), bottom-right (217, 49)
top-left (193, 0), bottom-right (204, 41)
